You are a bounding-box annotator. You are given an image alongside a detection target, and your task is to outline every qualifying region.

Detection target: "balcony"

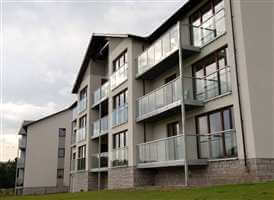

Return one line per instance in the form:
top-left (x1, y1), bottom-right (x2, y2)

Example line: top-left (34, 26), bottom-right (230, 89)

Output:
top-left (76, 128), bottom-right (86, 143)
top-left (91, 116), bottom-right (109, 139)
top-left (111, 147), bottom-right (128, 167)
top-left (70, 159), bottom-right (77, 172)
top-left (18, 137), bottom-right (26, 149)
top-left (90, 152), bottom-right (108, 172)
top-left (92, 81), bottom-right (110, 107)
top-left (136, 78), bottom-right (203, 122)
top-left (137, 67), bottom-right (232, 122)
top-left (136, 26), bottom-right (200, 80)
top-left (137, 130), bottom-right (237, 168)
top-left (110, 64), bottom-right (128, 90)
top-left (112, 104), bottom-right (128, 127)
top-left (78, 98), bottom-right (87, 114)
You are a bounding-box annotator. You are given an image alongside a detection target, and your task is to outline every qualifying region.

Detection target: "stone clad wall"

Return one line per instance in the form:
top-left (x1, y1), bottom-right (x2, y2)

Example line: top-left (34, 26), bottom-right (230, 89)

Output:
top-left (23, 186), bottom-right (68, 195)
top-left (108, 159), bottom-right (274, 189)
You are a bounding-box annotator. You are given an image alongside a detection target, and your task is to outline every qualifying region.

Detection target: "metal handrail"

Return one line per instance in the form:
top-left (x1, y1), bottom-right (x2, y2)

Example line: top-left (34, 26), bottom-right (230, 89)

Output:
top-left (137, 129), bottom-right (236, 146)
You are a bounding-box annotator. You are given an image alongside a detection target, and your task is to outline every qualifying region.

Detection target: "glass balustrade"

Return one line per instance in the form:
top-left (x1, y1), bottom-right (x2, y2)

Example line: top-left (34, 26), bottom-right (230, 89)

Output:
top-left (71, 133), bottom-right (76, 145)
top-left (112, 105), bottom-right (128, 127)
top-left (70, 159), bottom-right (76, 171)
top-left (137, 26), bottom-right (178, 76)
top-left (137, 130), bottom-right (237, 166)
top-left (111, 147), bottom-right (128, 167)
top-left (90, 152), bottom-right (109, 169)
top-left (92, 116), bottom-right (109, 138)
top-left (93, 82), bottom-right (110, 105)
top-left (76, 128), bottom-right (86, 143)
top-left (78, 98), bottom-right (87, 113)
top-left (191, 8), bottom-right (226, 47)
top-left (110, 64), bottom-right (128, 90)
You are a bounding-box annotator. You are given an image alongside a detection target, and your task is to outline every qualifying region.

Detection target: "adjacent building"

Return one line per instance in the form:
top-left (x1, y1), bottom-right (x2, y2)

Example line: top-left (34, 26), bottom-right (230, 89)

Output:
top-left (15, 105), bottom-right (74, 195)
top-left (16, 0), bottom-right (274, 194)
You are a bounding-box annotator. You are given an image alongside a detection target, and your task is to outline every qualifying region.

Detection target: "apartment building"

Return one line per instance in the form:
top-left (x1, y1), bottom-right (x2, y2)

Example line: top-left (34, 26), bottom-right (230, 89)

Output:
top-left (15, 106), bottom-right (74, 195)
top-left (69, 0), bottom-right (274, 191)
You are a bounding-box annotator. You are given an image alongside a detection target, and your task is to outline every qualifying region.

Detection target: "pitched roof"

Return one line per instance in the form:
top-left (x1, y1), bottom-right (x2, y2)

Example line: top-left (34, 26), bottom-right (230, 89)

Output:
top-left (72, 0), bottom-right (199, 93)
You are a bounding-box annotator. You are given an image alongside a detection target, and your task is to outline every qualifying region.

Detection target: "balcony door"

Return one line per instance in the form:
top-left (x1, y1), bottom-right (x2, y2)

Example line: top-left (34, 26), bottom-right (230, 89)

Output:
top-left (196, 106), bottom-right (237, 159)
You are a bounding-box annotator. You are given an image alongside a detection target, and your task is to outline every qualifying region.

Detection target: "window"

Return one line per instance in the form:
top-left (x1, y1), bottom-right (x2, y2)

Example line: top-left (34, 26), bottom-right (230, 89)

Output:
top-left (165, 74), bottom-right (177, 84)
top-left (79, 87), bottom-right (87, 112)
top-left (113, 89), bottom-right (128, 109)
top-left (57, 169), bottom-right (64, 179)
top-left (112, 130), bottom-right (128, 167)
top-left (59, 128), bottom-right (66, 137)
top-left (113, 51), bottom-right (128, 73)
top-left (111, 51), bottom-right (128, 90)
top-left (79, 115), bottom-right (86, 129)
top-left (113, 130), bottom-right (128, 149)
top-left (79, 87), bottom-right (87, 101)
top-left (167, 121), bottom-right (180, 137)
top-left (58, 148), bottom-right (65, 158)
top-left (190, 0), bottom-right (225, 46)
top-left (78, 145), bottom-right (86, 158)
top-left (193, 47), bottom-right (231, 100)
top-left (196, 106), bottom-right (237, 159)
top-left (77, 145), bottom-right (86, 170)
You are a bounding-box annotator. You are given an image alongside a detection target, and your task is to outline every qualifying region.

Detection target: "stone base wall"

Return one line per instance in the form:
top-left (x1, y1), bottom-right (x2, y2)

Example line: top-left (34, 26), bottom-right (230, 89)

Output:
top-left (108, 167), bottom-right (155, 189)
top-left (155, 158), bottom-right (274, 186)
top-left (70, 171), bottom-right (108, 192)
top-left (23, 186), bottom-right (68, 195)
top-left (70, 171), bottom-right (89, 192)
top-left (88, 172), bottom-right (108, 190)
top-left (108, 159), bottom-right (274, 189)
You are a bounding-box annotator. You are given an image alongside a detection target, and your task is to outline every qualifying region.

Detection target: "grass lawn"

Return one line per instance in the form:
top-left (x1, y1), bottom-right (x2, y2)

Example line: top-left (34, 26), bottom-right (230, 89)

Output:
top-left (2, 182), bottom-right (274, 200)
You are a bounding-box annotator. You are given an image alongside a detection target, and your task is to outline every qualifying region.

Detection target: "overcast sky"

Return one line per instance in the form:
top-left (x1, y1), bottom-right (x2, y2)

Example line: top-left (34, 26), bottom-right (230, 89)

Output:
top-left (0, 0), bottom-right (186, 161)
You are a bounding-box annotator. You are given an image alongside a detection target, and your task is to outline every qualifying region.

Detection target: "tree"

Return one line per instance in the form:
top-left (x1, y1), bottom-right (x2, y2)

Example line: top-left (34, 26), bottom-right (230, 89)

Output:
top-left (0, 159), bottom-right (16, 189)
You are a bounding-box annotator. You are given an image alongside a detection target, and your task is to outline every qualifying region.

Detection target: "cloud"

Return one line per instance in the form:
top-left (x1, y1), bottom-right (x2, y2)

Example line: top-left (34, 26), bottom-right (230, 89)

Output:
top-left (2, 1), bottom-right (187, 161)
top-left (1, 102), bottom-right (60, 135)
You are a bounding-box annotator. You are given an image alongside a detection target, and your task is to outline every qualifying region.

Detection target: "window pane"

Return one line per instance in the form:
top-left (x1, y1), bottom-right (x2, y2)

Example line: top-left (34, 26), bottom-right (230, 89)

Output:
top-left (195, 65), bottom-right (205, 100)
top-left (197, 116), bottom-right (209, 158)
top-left (215, 9), bottom-right (225, 35)
top-left (205, 57), bottom-right (218, 98)
top-left (120, 92), bottom-right (125, 106)
top-left (215, 0), bottom-right (224, 13)
top-left (209, 112), bottom-right (223, 159)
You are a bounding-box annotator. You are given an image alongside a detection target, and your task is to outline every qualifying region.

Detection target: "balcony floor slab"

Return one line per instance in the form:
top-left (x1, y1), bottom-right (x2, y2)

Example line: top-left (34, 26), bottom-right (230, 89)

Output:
top-left (137, 159), bottom-right (208, 169)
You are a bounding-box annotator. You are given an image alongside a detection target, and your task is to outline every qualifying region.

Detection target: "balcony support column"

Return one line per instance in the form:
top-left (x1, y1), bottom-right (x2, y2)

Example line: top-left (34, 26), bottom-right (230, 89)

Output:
top-left (98, 104), bottom-right (102, 191)
top-left (177, 21), bottom-right (188, 187)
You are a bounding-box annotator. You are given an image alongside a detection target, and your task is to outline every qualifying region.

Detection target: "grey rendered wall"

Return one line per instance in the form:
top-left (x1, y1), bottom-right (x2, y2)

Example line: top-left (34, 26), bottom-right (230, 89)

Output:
top-left (24, 109), bottom-right (72, 188)
top-left (230, 0), bottom-right (274, 159)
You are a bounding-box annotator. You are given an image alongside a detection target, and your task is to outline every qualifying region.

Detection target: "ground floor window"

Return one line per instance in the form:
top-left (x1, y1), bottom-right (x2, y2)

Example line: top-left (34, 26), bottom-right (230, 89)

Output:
top-left (196, 106), bottom-right (237, 159)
